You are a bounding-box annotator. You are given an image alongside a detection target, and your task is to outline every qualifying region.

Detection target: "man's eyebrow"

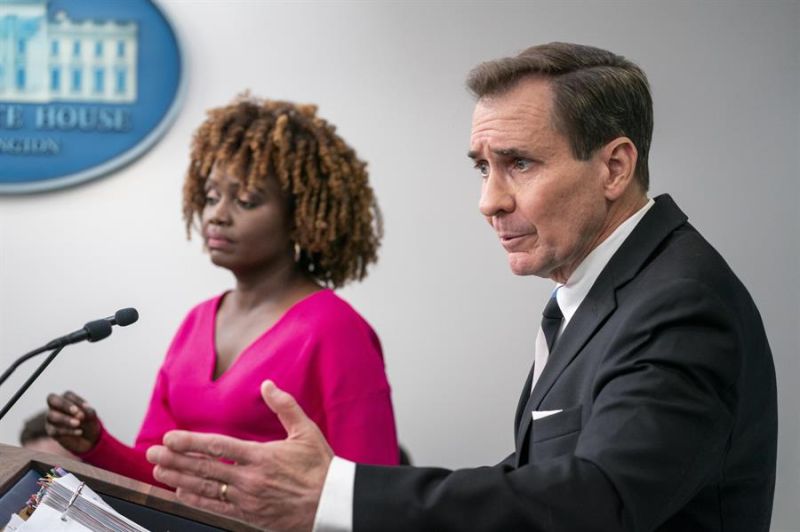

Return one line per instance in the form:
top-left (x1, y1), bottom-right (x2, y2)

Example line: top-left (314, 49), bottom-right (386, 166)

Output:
top-left (494, 147), bottom-right (532, 159)
top-left (467, 147), bottom-right (534, 160)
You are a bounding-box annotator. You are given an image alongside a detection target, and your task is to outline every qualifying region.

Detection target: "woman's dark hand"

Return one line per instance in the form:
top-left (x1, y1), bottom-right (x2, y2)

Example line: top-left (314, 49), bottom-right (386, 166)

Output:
top-left (45, 391), bottom-right (101, 454)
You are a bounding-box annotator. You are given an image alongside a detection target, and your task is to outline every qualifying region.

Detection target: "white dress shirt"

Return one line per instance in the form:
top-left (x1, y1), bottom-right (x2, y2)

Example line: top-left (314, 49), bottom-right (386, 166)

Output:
top-left (312, 198), bottom-right (655, 532)
top-left (531, 197), bottom-right (655, 390)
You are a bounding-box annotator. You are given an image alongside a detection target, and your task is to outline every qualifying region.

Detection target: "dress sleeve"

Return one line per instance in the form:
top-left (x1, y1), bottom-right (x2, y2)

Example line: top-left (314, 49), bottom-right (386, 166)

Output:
top-left (324, 388), bottom-right (399, 465)
top-left (78, 366), bottom-right (176, 488)
top-left (77, 301), bottom-right (208, 487)
top-left (310, 310), bottom-right (399, 466)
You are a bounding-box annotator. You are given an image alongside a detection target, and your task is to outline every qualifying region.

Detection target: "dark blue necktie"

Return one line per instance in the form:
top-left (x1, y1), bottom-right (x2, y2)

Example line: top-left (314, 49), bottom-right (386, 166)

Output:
top-left (541, 294), bottom-right (563, 353)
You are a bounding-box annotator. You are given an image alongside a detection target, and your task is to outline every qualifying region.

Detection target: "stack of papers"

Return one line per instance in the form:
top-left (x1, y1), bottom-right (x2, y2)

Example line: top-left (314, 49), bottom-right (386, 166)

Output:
top-left (3, 469), bottom-right (149, 532)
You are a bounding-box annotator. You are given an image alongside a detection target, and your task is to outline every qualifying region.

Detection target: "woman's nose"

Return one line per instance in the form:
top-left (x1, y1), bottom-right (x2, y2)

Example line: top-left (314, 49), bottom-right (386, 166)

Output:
top-left (207, 197), bottom-right (232, 225)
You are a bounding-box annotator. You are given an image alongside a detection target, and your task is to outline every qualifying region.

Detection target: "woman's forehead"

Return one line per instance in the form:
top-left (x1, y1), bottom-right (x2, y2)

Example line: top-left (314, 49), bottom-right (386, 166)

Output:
top-left (205, 164), bottom-right (279, 193)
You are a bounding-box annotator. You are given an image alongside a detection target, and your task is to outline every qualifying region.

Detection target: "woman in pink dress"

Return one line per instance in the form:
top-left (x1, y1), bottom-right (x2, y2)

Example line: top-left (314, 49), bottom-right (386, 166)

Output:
top-left (45, 97), bottom-right (398, 486)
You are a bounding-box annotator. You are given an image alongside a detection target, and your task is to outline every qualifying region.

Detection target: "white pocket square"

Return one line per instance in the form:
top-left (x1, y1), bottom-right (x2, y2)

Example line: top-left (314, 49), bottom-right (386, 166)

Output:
top-left (532, 409), bottom-right (563, 421)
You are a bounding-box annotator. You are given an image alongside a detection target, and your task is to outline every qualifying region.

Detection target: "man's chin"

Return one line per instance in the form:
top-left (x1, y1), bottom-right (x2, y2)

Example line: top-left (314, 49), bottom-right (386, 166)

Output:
top-left (507, 255), bottom-right (538, 277)
top-left (508, 253), bottom-right (557, 279)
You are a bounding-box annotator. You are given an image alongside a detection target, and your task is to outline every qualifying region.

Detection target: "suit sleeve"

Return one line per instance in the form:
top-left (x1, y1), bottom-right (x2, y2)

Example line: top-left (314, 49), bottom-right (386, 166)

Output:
top-left (353, 279), bottom-right (741, 531)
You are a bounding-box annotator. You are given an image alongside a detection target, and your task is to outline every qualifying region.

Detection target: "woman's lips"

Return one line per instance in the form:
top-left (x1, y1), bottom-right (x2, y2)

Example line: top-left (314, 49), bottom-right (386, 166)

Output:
top-left (205, 232), bottom-right (233, 250)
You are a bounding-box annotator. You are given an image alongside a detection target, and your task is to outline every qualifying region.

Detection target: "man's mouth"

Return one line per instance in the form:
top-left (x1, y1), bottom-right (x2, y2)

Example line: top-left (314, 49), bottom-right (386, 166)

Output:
top-left (498, 232), bottom-right (533, 250)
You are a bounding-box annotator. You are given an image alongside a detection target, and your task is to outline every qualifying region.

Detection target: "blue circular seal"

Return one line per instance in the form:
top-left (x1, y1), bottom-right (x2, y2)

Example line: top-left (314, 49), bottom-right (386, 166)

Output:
top-left (0, 0), bottom-right (184, 193)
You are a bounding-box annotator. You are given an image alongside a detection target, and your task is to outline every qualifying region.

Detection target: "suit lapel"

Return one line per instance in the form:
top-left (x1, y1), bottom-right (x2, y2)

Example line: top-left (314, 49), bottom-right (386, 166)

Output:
top-left (514, 292), bottom-right (616, 465)
top-left (513, 363), bottom-right (535, 458)
top-left (513, 195), bottom-right (688, 465)
top-left (514, 364), bottom-right (535, 433)
top-left (529, 289), bottom-right (616, 409)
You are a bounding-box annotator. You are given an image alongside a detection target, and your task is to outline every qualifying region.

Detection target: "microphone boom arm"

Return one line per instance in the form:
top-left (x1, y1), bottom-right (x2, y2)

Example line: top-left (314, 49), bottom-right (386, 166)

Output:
top-left (0, 344), bottom-right (54, 389)
top-left (0, 345), bottom-right (65, 422)
top-left (0, 308), bottom-right (138, 423)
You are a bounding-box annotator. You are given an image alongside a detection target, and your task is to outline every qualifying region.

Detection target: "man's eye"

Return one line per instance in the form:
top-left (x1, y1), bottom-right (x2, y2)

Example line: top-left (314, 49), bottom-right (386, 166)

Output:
top-left (513, 159), bottom-right (531, 171)
top-left (474, 161), bottom-right (489, 178)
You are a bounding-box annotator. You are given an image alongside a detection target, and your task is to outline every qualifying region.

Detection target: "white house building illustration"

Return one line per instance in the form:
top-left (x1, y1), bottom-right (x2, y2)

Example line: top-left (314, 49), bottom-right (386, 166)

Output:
top-left (0, 0), bottom-right (138, 103)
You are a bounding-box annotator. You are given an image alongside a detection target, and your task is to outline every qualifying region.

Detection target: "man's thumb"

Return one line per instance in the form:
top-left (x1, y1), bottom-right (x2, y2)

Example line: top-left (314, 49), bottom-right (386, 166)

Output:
top-left (261, 380), bottom-right (310, 438)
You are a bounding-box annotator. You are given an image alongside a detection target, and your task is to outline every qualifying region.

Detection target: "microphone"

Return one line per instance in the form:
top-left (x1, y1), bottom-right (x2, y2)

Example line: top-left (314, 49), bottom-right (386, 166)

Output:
top-left (107, 307), bottom-right (139, 327)
top-left (42, 308), bottom-right (138, 350)
top-left (44, 319), bottom-right (112, 350)
top-left (0, 308), bottom-right (139, 421)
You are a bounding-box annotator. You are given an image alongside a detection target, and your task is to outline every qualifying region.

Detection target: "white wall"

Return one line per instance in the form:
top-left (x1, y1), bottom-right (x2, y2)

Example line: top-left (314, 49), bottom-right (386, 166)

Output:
top-left (1, 1), bottom-right (797, 529)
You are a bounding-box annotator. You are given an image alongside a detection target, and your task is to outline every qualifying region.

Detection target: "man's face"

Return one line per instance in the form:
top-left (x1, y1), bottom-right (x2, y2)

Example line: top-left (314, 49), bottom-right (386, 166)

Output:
top-left (470, 77), bottom-right (610, 283)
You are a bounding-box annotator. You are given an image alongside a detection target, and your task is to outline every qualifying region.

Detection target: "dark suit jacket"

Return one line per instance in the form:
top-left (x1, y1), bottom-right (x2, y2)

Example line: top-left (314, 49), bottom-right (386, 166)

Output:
top-left (354, 195), bottom-right (777, 531)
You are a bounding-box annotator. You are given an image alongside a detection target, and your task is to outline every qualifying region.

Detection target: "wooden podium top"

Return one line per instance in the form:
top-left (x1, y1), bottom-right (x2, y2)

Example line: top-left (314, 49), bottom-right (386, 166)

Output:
top-left (0, 443), bottom-right (261, 531)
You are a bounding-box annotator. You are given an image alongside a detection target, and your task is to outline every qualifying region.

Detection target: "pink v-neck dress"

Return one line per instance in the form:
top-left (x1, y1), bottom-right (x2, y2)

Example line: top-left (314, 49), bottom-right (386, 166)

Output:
top-left (79, 289), bottom-right (399, 486)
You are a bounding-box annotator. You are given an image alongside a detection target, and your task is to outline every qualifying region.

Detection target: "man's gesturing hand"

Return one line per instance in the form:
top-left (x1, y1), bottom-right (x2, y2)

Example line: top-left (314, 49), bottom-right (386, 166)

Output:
top-left (146, 380), bottom-right (334, 532)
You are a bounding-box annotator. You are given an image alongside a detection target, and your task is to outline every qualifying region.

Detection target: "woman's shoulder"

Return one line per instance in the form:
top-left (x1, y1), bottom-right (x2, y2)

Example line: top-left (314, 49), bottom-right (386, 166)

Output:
top-left (296, 288), bottom-right (366, 320)
top-left (289, 289), bottom-right (376, 337)
top-left (290, 290), bottom-right (384, 368)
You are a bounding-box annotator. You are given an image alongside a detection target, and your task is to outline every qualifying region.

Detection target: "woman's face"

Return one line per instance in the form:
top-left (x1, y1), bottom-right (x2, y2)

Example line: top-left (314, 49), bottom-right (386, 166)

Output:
top-left (200, 166), bottom-right (294, 276)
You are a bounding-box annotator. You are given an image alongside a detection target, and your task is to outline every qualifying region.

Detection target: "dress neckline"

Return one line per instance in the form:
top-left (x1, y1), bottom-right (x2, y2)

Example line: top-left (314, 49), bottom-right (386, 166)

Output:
top-left (208, 288), bottom-right (332, 382)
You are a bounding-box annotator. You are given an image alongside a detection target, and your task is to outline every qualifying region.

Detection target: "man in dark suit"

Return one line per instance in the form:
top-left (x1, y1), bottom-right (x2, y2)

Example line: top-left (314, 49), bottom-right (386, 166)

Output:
top-left (146, 42), bottom-right (777, 531)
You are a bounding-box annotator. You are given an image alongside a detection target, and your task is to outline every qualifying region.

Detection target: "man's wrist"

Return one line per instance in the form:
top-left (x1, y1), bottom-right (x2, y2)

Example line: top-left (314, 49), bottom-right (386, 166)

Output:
top-left (312, 456), bottom-right (356, 532)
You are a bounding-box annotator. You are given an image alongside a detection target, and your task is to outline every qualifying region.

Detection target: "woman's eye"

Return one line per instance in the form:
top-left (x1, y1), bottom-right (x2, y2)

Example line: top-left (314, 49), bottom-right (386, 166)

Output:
top-left (204, 194), bottom-right (219, 205)
top-left (235, 197), bottom-right (259, 209)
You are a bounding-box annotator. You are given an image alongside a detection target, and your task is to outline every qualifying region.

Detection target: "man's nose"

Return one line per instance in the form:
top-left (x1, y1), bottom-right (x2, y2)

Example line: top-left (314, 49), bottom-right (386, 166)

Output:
top-left (479, 173), bottom-right (514, 217)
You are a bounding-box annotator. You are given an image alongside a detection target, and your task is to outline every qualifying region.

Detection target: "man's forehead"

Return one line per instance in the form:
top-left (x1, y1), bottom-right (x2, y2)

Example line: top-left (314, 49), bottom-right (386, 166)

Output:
top-left (473, 78), bottom-right (553, 118)
top-left (469, 98), bottom-right (555, 148)
top-left (472, 78), bottom-right (553, 132)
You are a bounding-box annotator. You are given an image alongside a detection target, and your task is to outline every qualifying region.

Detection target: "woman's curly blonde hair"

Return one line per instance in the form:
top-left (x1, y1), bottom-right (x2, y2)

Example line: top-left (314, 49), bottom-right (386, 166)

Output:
top-left (182, 96), bottom-right (382, 288)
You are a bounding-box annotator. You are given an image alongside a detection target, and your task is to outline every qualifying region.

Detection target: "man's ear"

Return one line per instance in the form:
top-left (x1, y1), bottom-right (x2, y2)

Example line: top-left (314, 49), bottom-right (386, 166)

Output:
top-left (601, 137), bottom-right (638, 200)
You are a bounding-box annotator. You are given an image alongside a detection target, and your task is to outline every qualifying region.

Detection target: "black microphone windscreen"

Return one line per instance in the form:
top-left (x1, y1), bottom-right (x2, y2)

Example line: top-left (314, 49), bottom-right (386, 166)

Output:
top-left (115, 308), bottom-right (139, 327)
top-left (84, 319), bottom-right (112, 342)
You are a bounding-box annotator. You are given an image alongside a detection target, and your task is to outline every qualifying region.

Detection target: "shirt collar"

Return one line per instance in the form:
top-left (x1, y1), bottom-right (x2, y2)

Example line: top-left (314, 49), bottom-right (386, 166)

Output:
top-left (555, 198), bottom-right (655, 326)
